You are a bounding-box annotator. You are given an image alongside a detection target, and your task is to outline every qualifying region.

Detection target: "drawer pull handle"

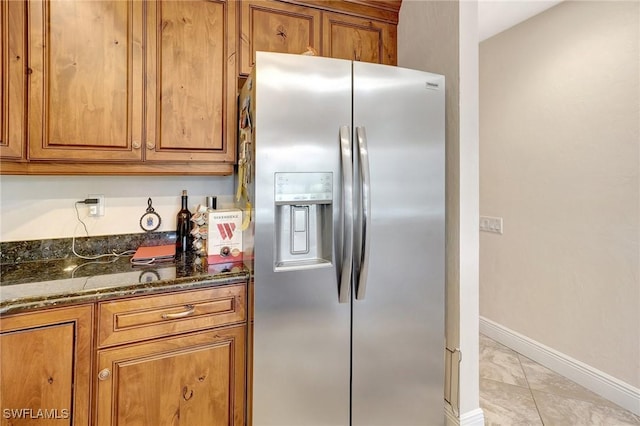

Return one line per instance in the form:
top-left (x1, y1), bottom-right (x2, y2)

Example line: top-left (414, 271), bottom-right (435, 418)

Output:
top-left (98, 368), bottom-right (111, 381)
top-left (161, 304), bottom-right (196, 320)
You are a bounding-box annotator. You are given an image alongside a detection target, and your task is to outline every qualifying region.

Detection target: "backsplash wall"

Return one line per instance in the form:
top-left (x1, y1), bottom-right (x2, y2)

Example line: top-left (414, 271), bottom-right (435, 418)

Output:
top-left (0, 175), bottom-right (235, 242)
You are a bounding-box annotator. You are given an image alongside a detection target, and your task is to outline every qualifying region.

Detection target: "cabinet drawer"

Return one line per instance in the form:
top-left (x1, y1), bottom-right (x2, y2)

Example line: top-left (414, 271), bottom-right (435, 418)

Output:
top-left (98, 283), bottom-right (246, 348)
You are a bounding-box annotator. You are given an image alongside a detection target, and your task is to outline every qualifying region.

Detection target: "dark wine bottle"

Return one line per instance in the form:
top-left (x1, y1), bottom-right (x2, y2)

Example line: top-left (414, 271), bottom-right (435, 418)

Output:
top-left (176, 190), bottom-right (192, 253)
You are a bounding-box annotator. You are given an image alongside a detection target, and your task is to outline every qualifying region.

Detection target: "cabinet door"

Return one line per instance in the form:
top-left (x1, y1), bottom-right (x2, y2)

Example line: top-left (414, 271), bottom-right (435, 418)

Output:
top-left (95, 326), bottom-right (246, 426)
top-left (0, 305), bottom-right (93, 426)
top-left (322, 11), bottom-right (397, 65)
top-left (0, 0), bottom-right (26, 160)
top-left (145, 0), bottom-right (236, 163)
top-left (240, 0), bottom-right (321, 75)
top-left (28, 0), bottom-right (144, 161)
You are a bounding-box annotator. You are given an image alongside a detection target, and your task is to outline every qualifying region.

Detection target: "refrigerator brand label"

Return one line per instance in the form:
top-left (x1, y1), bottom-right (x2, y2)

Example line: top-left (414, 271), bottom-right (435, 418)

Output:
top-left (425, 81), bottom-right (441, 90)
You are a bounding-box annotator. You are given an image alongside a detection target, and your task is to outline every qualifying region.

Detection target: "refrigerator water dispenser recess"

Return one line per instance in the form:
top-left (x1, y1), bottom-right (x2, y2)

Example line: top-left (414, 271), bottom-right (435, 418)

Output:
top-left (274, 172), bottom-right (333, 271)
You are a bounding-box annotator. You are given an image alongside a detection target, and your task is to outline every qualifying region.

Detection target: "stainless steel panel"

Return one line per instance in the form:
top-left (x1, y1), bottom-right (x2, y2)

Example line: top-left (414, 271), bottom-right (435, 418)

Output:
top-left (252, 52), bottom-right (352, 426)
top-left (351, 62), bottom-right (446, 426)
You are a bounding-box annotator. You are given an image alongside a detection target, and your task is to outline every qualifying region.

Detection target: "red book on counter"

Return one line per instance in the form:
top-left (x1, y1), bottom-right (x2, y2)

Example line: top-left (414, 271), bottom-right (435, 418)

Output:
top-left (131, 244), bottom-right (176, 265)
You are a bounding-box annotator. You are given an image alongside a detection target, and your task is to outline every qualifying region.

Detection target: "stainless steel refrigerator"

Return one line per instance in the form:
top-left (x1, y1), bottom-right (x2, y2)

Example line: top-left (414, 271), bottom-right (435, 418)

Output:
top-left (238, 52), bottom-right (445, 426)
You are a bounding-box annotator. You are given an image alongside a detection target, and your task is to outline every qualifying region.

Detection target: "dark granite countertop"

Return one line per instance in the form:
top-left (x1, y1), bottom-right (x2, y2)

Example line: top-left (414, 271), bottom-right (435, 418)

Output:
top-left (0, 253), bottom-right (249, 315)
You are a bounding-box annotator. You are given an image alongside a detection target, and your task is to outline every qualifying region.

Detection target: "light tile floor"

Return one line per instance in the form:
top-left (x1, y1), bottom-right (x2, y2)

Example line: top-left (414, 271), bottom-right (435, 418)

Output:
top-left (479, 334), bottom-right (640, 425)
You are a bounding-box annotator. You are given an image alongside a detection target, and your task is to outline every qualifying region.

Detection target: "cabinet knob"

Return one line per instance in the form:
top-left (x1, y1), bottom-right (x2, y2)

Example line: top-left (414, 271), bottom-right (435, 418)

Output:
top-left (98, 368), bottom-right (111, 381)
top-left (146, 141), bottom-right (156, 150)
top-left (132, 141), bottom-right (141, 149)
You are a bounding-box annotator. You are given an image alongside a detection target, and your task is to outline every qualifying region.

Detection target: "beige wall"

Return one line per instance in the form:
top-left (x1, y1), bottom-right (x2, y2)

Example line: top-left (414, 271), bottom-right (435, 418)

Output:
top-left (399, 0), bottom-right (482, 421)
top-left (399, 0), bottom-right (461, 358)
top-left (479, 0), bottom-right (639, 388)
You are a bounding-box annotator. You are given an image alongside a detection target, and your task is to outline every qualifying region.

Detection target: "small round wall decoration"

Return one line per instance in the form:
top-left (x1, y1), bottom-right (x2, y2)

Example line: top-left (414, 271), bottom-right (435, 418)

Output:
top-left (140, 198), bottom-right (161, 232)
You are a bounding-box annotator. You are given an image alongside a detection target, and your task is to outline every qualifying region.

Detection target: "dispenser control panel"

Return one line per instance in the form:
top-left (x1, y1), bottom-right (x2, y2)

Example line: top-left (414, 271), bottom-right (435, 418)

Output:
top-left (275, 172), bottom-right (333, 204)
top-left (273, 172), bottom-right (333, 271)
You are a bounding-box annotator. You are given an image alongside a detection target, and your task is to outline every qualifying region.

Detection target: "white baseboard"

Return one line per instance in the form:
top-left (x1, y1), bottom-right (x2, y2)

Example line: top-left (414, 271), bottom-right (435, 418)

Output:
top-left (480, 316), bottom-right (640, 416)
top-left (444, 404), bottom-right (459, 426)
top-left (460, 408), bottom-right (485, 426)
top-left (444, 404), bottom-right (485, 426)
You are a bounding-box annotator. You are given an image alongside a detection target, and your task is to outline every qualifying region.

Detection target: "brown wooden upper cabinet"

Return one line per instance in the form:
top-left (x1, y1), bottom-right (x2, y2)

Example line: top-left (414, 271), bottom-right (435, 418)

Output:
top-left (240, 0), bottom-right (321, 75)
top-left (20, 0), bottom-right (237, 174)
top-left (1, 0), bottom-right (400, 175)
top-left (0, 0), bottom-right (27, 161)
top-left (145, 0), bottom-right (236, 164)
top-left (27, 0), bottom-right (143, 163)
top-left (239, 0), bottom-right (400, 76)
top-left (322, 11), bottom-right (396, 65)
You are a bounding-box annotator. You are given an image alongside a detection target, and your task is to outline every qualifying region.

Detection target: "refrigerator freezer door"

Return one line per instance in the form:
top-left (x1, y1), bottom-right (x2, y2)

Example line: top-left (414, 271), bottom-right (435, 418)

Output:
top-left (252, 52), bottom-right (352, 426)
top-left (351, 62), bottom-right (446, 425)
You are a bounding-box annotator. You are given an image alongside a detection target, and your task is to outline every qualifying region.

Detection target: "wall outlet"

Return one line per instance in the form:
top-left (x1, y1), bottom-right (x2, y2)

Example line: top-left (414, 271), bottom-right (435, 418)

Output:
top-left (480, 216), bottom-right (503, 234)
top-left (88, 194), bottom-right (105, 217)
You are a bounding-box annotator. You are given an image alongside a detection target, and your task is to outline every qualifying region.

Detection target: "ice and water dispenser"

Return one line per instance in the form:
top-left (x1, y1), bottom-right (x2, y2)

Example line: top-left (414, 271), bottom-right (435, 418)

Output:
top-left (274, 172), bottom-right (333, 271)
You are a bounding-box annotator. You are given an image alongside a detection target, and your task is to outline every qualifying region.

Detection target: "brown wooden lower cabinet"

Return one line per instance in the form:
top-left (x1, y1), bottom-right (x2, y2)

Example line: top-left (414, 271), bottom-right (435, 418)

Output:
top-left (95, 325), bottom-right (246, 426)
top-left (0, 282), bottom-right (247, 426)
top-left (0, 305), bottom-right (93, 426)
top-left (93, 284), bottom-right (247, 425)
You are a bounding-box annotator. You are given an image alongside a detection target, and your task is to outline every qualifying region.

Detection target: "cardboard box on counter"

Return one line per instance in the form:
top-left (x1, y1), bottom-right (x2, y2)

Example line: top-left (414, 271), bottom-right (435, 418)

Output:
top-left (207, 209), bottom-right (243, 264)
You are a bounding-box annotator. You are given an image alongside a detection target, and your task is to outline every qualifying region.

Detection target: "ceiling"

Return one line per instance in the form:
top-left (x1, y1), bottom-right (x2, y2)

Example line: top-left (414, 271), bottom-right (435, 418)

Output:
top-left (478, 0), bottom-right (563, 41)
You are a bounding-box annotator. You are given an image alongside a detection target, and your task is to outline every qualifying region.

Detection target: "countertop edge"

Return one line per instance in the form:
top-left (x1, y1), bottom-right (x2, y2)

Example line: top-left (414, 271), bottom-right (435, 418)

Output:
top-left (0, 272), bottom-right (249, 316)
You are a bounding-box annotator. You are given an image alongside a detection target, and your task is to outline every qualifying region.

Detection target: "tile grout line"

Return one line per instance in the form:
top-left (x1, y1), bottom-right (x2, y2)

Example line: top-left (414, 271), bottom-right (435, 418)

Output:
top-left (517, 352), bottom-right (546, 425)
top-left (480, 334), bottom-right (547, 425)
top-left (481, 334), bottom-right (640, 425)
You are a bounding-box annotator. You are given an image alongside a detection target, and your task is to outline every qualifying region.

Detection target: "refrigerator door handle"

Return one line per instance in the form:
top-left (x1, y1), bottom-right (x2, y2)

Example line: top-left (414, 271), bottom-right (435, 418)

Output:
top-left (338, 125), bottom-right (353, 303)
top-left (355, 126), bottom-right (371, 300)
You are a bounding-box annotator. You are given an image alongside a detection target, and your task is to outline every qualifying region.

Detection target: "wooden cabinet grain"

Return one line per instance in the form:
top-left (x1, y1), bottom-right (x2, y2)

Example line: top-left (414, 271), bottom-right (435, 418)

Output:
top-left (97, 284), bottom-right (246, 348)
top-left (321, 11), bottom-right (397, 65)
top-left (95, 284), bottom-right (247, 426)
top-left (27, 0), bottom-right (143, 163)
top-left (0, 0), bottom-right (27, 161)
top-left (239, 0), bottom-right (321, 75)
top-left (95, 326), bottom-right (246, 426)
top-left (0, 305), bottom-right (93, 426)
top-left (239, 0), bottom-right (400, 76)
top-left (8, 0), bottom-right (236, 175)
top-left (0, 283), bottom-right (247, 426)
top-left (144, 0), bottom-right (237, 164)
top-left (2, 0), bottom-right (400, 175)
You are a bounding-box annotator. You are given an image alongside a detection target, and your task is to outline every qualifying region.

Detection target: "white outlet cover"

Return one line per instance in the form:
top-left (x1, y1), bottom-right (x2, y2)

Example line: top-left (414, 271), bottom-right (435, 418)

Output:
top-left (88, 194), bottom-right (105, 217)
top-left (479, 216), bottom-right (503, 234)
